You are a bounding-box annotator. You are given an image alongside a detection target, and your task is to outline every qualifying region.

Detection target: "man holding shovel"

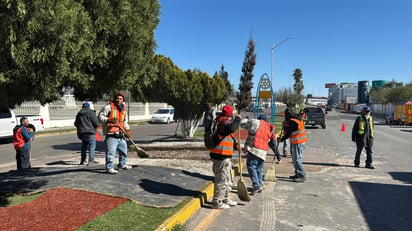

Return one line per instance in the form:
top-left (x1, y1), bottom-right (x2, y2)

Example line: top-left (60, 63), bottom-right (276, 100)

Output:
top-left (98, 92), bottom-right (132, 174)
top-left (209, 105), bottom-right (241, 209)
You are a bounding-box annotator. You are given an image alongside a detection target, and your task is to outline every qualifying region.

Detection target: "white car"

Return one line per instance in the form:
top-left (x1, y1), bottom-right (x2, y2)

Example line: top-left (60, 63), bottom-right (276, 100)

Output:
top-left (151, 108), bottom-right (175, 124)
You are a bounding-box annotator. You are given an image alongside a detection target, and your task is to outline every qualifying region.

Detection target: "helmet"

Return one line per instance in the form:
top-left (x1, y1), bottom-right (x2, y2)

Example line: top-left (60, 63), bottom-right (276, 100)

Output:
top-left (362, 106), bottom-right (371, 113)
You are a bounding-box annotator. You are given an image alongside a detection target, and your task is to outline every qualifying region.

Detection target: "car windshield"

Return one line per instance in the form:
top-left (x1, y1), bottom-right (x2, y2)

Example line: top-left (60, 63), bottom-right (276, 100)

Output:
top-left (304, 108), bottom-right (323, 113)
top-left (156, 109), bottom-right (170, 114)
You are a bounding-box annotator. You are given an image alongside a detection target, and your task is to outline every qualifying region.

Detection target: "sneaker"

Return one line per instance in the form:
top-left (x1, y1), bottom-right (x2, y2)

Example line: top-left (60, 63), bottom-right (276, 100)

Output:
top-left (223, 199), bottom-right (238, 206)
top-left (365, 165), bottom-right (375, 169)
top-left (107, 168), bottom-right (118, 174)
top-left (212, 202), bottom-right (230, 209)
top-left (80, 161), bottom-right (87, 165)
top-left (250, 187), bottom-right (263, 196)
top-left (277, 159), bottom-right (282, 164)
top-left (282, 154), bottom-right (287, 157)
top-left (88, 160), bottom-right (99, 165)
top-left (293, 177), bottom-right (306, 183)
top-left (289, 174), bottom-right (299, 179)
top-left (120, 165), bottom-right (132, 170)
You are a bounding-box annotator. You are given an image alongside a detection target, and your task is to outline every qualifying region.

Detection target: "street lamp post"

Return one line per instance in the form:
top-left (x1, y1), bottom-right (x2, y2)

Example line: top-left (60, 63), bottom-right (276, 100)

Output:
top-left (256, 37), bottom-right (295, 87)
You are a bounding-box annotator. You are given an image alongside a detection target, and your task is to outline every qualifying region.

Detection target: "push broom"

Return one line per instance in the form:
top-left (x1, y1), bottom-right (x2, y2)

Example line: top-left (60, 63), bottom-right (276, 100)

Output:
top-left (237, 127), bottom-right (250, 201)
top-left (117, 123), bottom-right (149, 158)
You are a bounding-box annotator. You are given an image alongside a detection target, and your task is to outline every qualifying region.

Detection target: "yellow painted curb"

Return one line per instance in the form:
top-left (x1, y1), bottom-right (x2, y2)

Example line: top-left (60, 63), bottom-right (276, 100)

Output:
top-left (155, 181), bottom-right (214, 231)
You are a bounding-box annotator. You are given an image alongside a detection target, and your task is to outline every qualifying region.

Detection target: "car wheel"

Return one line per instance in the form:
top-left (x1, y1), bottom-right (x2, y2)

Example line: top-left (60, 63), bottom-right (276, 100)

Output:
top-left (322, 123), bottom-right (326, 129)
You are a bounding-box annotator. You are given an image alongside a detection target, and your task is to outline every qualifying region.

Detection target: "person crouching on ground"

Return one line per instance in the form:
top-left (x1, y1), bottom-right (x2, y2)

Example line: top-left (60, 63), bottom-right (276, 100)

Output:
top-left (13, 117), bottom-right (34, 170)
top-left (241, 114), bottom-right (273, 195)
top-left (74, 102), bottom-right (99, 165)
top-left (98, 92), bottom-right (132, 174)
top-left (281, 109), bottom-right (308, 182)
top-left (210, 105), bottom-right (241, 209)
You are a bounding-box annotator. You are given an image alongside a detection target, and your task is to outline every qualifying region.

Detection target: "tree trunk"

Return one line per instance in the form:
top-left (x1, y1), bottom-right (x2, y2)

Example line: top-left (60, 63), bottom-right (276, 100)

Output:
top-left (180, 118), bottom-right (200, 138)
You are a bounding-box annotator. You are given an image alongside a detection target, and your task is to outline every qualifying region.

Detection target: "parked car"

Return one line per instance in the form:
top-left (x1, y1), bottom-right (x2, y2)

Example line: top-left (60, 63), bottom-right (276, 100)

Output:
top-left (0, 108), bottom-right (44, 140)
top-left (151, 108), bottom-right (175, 124)
top-left (303, 106), bottom-right (326, 129)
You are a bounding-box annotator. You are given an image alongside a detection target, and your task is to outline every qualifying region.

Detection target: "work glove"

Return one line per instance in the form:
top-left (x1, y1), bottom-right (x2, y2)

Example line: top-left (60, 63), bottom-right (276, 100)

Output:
top-left (107, 118), bottom-right (118, 124)
top-left (125, 129), bottom-right (131, 138)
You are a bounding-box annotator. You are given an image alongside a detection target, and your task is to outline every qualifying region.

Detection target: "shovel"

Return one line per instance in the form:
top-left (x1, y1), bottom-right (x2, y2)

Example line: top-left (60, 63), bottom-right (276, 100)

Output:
top-left (237, 128), bottom-right (250, 202)
top-left (117, 123), bottom-right (149, 158)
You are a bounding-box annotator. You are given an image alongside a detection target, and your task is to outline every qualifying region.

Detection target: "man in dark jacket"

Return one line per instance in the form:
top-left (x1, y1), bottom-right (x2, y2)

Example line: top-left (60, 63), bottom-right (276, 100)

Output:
top-left (352, 106), bottom-right (375, 169)
top-left (209, 105), bottom-right (241, 209)
top-left (13, 117), bottom-right (34, 169)
top-left (74, 102), bottom-right (99, 165)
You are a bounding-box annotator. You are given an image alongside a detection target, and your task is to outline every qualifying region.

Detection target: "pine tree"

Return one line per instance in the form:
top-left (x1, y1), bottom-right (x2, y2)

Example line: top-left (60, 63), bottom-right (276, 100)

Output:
top-left (237, 38), bottom-right (256, 112)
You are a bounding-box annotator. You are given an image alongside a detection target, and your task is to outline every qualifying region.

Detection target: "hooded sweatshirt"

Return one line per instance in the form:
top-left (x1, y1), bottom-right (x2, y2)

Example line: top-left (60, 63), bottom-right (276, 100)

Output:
top-left (74, 108), bottom-right (99, 135)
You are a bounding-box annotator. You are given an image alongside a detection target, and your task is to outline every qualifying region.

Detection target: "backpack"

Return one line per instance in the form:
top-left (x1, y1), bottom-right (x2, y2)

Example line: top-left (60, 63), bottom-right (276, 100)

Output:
top-left (204, 118), bottom-right (220, 148)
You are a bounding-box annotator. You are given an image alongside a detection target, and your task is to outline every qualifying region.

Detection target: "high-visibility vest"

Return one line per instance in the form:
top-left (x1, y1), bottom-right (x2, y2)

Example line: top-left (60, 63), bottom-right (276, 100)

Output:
top-left (210, 117), bottom-right (235, 156)
top-left (358, 116), bottom-right (374, 137)
top-left (290, 118), bottom-right (307, 144)
top-left (108, 102), bottom-right (126, 133)
top-left (13, 126), bottom-right (30, 150)
top-left (252, 120), bottom-right (271, 151)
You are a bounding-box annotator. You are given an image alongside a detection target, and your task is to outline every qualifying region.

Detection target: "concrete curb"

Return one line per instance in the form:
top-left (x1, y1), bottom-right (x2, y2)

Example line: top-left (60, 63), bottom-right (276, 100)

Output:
top-left (155, 181), bottom-right (214, 231)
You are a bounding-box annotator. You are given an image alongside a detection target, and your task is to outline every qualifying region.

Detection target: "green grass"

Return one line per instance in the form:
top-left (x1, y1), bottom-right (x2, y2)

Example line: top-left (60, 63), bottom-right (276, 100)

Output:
top-left (0, 191), bottom-right (44, 207)
top-left (77, 201), bottom-right (181, 231)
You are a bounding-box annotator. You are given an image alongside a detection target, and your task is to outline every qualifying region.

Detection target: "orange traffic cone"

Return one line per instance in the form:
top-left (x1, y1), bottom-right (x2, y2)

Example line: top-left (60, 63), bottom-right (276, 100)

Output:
top-left (341, 123), bottom-right (346, 132)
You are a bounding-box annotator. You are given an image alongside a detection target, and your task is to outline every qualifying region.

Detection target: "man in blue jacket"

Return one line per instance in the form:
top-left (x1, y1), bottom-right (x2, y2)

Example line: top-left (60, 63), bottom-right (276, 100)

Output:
top-left (13, 117), bottom-right (34, 169)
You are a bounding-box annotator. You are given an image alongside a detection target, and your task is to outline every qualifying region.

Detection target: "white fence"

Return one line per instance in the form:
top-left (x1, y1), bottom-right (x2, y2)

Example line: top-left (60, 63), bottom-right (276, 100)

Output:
top-left (14, 101), bottom-right (168, 128)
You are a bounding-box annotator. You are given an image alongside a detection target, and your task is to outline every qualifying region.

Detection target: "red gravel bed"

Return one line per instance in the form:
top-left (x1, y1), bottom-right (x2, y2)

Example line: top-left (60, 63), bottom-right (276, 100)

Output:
top-left (0, 188), bottom-right (128, 231)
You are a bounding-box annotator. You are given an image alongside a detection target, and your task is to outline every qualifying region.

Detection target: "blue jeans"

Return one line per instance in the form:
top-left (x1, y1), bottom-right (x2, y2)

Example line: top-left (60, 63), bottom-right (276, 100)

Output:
top-left (354, 145), bottom-right (373, 166)
top-left (283, 138), bottom-right (290, 155)
top-left (247, 153), bottom-right (264, 190)
top-left (105, 136), bottom-right (128, 171)
top-left (291, 143), bottom-right (306, 178)
top-left (81, 134), bottom-right (96, 162)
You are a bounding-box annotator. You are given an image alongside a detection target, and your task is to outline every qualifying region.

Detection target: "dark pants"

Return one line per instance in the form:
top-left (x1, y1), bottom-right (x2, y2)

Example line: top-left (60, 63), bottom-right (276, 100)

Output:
top-left (16, 147), bottom-right (31, 169)
top-left (354, 145), bottom-right (373, 166)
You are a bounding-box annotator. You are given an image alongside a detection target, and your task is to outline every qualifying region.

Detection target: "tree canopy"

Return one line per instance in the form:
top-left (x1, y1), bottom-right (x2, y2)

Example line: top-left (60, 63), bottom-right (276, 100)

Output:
top-left (0, 0), bottom-right (160, 109)
top-left (148, 55), bottom-right (228, 137)
top-left (369, 80), bottom-right (412, 104)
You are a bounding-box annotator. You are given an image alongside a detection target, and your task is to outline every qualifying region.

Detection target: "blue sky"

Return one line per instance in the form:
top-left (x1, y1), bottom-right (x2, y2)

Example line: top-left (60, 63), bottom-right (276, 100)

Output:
top-left (155, 0), bottom-right (412, 97)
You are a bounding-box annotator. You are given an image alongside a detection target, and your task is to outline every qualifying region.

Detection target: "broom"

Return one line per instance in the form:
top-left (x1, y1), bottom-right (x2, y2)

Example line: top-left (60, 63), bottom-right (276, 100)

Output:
top-left (117, 123), bottom-right (149, 158)
top-left (264, 128), bottom-right (283, 182)
top-left (237, 128), bottom-right (250, 202)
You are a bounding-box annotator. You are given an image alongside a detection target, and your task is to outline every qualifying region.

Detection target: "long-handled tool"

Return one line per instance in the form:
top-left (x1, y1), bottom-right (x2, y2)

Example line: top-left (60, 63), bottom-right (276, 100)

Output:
top-left (237, 127), bottom-right (250, 202)
top-left (264, 129), bottom-right (283, 182)
top-left (117, 123), bottom-right (149, 158)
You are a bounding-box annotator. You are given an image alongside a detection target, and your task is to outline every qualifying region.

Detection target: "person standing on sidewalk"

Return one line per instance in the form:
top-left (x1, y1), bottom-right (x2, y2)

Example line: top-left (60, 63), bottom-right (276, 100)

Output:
top-left (98, 92), bottom-right (132, 174)
top-left (281, 109), bottom-right (308, 182)
top-left (13, 117), bottom-right (34, 170)
top-left (241, 114), bottom-right (274, 195)
top-left (351, 106), bottom-right (375, 169)
top-left (210, 105), bottom-right (241, 209)
top-left (74, 102), bottom-right (99, 165)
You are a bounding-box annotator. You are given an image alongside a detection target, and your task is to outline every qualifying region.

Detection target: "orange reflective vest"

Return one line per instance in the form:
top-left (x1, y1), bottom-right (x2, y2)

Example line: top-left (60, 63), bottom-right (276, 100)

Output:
top-left (252, 120), bottom-right (272, 151)
top-left (210, 117), bottom-right (235, 156)
top-left (108, 102), bottom-right (126, 133)
top-left (290, 118), bottom-right (307, 144)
